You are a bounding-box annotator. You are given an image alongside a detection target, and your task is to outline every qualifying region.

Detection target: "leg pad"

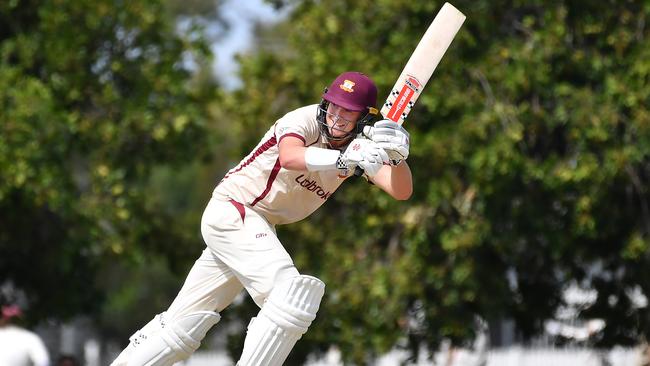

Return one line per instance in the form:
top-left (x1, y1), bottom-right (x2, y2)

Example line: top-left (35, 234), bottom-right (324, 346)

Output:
top-left (125, 311), bottom-right (220, 366)
top-left (237, 275), bottom-right (325, 366)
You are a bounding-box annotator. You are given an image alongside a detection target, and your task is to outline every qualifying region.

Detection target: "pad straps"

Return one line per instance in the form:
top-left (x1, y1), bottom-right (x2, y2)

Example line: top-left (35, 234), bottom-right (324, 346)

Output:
top-left (237, 275), bottom-right (325, 366)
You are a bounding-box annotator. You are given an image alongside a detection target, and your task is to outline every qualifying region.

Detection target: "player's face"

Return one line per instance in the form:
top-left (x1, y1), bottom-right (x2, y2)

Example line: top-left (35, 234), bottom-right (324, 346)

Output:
top-left (325, 103), bottom-right (362, 138)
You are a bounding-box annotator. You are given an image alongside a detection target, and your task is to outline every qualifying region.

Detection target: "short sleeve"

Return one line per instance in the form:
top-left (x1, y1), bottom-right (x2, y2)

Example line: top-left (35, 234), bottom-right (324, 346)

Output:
top-left (274, 105), bottom-right (320, 146)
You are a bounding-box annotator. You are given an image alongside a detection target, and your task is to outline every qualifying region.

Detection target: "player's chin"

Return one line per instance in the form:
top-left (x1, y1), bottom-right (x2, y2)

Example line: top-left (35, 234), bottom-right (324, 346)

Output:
top-left (329, 135), bottom-right (354, 149)
top-left (329, 127), bottom-right (352, 138)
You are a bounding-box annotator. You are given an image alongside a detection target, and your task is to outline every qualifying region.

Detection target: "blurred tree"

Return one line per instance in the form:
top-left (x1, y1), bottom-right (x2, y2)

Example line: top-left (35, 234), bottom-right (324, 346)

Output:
top-left (0, 0), bottom-right (217, 336)
top-left (2, 0), bottom-right (648, 362)
top-left (223, 0), bottom-right (650, 363)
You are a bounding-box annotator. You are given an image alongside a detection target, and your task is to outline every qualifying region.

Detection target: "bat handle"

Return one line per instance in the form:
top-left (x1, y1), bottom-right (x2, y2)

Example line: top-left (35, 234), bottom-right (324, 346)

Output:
top-left (353, 166), bottom-right (364, 177)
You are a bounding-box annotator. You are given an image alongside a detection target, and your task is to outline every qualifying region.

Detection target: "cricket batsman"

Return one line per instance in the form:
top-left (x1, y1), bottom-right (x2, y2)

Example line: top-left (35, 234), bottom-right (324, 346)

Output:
top-left (111, 71), bottom-right (412, 366)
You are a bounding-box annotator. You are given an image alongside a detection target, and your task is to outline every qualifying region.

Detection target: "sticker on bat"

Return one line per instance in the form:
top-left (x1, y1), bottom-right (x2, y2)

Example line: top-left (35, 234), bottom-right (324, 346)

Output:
top-left (405, 75), bottom-right (422, 93)
top-left (386, 75), bottom-right (422, 122)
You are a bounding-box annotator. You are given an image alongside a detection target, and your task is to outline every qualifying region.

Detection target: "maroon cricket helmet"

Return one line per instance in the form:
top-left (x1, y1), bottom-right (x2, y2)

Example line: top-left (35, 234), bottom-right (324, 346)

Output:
top-left (322, 71), bottom-right (378, 111)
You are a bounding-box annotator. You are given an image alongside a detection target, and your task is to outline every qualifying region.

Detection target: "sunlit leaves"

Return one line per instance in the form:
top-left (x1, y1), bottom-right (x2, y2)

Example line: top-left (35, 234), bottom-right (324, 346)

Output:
top-left (0, 0), bottom-right (215, 326)
top-left (230, 0), bottom-right (650, 360)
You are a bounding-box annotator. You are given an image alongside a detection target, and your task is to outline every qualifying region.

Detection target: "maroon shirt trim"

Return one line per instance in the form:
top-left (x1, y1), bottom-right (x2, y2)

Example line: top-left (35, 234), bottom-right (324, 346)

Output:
top-left (251, 158), bottom-right (282, 207)
top-left (279, 132), bottom-right (306, 144)
top-left (222, 136), bottom-right (277, 181)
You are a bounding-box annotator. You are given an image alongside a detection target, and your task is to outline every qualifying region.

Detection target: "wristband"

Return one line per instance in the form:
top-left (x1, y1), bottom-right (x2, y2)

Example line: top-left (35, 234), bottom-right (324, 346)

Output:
top-left (304, 147), bottom-right (341, 171)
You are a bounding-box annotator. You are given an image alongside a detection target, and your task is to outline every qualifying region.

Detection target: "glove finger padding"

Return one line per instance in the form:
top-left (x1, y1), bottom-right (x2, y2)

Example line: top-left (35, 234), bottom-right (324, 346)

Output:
top-left (341, 138), bottom-right (391, 177)
top-left (376, 142), bottom-right (408, 161)
top-left (371, 133), bottom-right (408, 144)
top-left (372, 121), bottom-right (410, 138)
top-left (361, 144), bottom-right (389, 164)
top-left (366, 120), bottom-right (410, 162)
top-left (358, 159), bottom-right (384, 177)
top-left (358, 140), bottom-right (389, 177)
top-left (339, 138), bottom-right (372, 176)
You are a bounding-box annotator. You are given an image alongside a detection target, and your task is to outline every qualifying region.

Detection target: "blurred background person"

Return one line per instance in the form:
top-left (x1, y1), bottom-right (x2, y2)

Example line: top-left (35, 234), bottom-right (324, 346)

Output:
top-left (54, 354), bottom-right (80, 366)
top-left (0, 304), bottom-right (50, 366)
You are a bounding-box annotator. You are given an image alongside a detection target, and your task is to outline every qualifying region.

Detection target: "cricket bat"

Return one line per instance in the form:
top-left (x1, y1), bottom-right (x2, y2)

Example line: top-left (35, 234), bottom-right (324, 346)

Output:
top-left (381, 2), bottom-right (466, 125)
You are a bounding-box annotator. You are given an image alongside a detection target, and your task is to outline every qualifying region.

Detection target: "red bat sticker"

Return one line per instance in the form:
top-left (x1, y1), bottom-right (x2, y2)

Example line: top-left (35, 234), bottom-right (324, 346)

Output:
top-left (386, 75), bottom-right (421, 122)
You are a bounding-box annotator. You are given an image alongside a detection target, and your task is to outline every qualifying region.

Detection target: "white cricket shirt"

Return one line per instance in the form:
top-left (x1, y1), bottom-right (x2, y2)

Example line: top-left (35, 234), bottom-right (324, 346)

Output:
top-left (0, 325), bottom-right (50, 366)
top-left (213, 104), bottom-right (346, 225)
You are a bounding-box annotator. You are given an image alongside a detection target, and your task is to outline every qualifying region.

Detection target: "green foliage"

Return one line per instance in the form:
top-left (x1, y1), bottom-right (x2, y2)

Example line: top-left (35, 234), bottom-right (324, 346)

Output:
top-left (2, 0), bottom-right (649, 362)
top-left (0, 0), bottom-right (216, 329)
top-left (226, 0), bottom-right (650, 362)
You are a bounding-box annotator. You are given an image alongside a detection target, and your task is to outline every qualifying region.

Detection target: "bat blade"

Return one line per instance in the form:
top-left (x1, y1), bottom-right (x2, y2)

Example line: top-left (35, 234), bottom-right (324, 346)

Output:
top-left (381, 2), bottom-right (466, 125)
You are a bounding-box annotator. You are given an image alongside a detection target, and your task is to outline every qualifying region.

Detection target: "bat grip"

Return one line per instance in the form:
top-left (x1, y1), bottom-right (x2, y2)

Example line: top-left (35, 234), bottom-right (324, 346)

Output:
top-left (353, 166), bottom-right (364, 177)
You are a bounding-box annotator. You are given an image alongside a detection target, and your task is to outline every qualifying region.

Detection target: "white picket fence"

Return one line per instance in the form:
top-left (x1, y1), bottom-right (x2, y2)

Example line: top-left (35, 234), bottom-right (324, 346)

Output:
top-left (182, 346), bottom-right (643, 366)
top-left (454, 347), bottom-right (640, 366)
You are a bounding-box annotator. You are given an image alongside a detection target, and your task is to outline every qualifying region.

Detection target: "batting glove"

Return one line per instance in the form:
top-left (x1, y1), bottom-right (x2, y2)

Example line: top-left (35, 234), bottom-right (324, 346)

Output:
top-left (363, 120), bottom-right (410, 164)
top-left (339, 138), bottom-right (389, 177)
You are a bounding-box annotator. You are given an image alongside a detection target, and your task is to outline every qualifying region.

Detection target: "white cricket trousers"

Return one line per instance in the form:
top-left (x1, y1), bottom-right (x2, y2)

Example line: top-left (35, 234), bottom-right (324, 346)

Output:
top-left (165, 198), bottom-right (300, 319)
